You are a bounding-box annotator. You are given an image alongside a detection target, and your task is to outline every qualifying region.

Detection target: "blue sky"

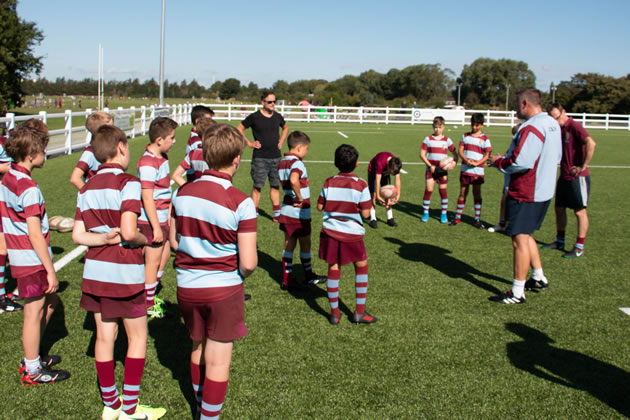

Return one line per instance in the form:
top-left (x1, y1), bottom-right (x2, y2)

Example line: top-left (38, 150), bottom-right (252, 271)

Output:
top-left (18, 0), bottom-right (630, 92)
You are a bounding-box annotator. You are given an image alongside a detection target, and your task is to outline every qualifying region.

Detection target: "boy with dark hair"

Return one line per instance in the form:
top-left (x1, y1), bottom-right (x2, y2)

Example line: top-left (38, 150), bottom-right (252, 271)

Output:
top-left (277, 131), bottom-right (325, 289)
top-left (70, 111), bottom-right (114, 190)
top-left (419, 116), bottom-right (458, 224)
top-left (0, 125), bottom-right (70, 384)
top-left (318, 144), bottom-right (376, 325)
top-left (366, 152), bottom-right (402, 228)
top-left (172, 117), bottom-right (217, 186)
top-left (187, 105), bottom-right (214, 154)
top-left (138, 117), bottom-right (177, 319)
top-left (73, 125), bottom-right (166, 420)
top-left (170, 123), bottom-right (257, 419)
top-left (450, 113), bottom-right (492, 228)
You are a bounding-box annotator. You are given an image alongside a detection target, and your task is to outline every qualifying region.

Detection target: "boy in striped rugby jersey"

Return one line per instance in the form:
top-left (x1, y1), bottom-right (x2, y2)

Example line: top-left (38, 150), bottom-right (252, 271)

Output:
top-left (449, 113), bottom-right (492, 228)
top-left (277, 131), bottom-right (326, 289)
top-left (419, 116), bottom-right (458, 224)
top-left (172, 117), bottom-right (217, 187)
top-left (170, 124), bottom-right (257, 420)
top-left (0, 124), bottom-right (70, 384)
top-left (73, 125), bottom-right (165, 419)
top-left (138, 117), bottom-right (177, 319)
top-left (69, 111), bottom-right (114, 190)
top-left (318, 144), bottom-right (376, 325)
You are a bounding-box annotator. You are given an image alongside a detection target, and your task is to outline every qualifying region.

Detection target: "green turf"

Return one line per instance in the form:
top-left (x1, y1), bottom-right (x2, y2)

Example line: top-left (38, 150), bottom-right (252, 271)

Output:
top-left (1, 122), bottom-right (629, 419)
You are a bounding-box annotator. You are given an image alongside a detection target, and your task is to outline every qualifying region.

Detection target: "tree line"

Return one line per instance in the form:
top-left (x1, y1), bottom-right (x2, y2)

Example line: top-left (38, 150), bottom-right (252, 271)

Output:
top-left (21, 64), bottom-right (630, 114)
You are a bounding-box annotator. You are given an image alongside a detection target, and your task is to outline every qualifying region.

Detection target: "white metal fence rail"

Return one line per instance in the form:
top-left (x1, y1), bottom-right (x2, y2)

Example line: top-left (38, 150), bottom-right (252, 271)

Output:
top-left (0, 103), bottom-right (627, 157)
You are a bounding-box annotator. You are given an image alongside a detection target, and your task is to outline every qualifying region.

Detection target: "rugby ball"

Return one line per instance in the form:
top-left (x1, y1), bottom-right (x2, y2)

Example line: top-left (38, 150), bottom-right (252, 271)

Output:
top-left (439, 156), bottom-right (456, 171)
top-left (380, 185), bottom-right (397, 199)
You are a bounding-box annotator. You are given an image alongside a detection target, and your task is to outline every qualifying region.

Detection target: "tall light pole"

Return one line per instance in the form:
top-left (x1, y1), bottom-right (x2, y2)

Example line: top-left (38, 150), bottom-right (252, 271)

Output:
top-left (505, 84), bottom-right (511, 111)
top-left (159, 0), bottom-right (166, 106)
top-left (550, 82), bottom-right (557, 103)
top-left (456, 83), bottom-right (463, 106)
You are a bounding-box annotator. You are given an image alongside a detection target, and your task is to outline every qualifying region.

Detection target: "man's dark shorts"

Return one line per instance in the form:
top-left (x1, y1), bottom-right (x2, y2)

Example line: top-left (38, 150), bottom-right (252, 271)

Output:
top-left (555, 176), bottom-right (590, 210)
top-left (368, 173), bottom-right (390, 194)
top-left (506, 197), bottom-right (551, 236)
top-left (251, 157), bottom-right (281, 189)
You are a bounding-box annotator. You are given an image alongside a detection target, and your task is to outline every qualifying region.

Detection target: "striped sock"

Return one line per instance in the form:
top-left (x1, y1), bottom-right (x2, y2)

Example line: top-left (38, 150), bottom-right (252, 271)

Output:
top-left (327, 269), bottom-right (341, 317)
top-left (354, 265), bottom-right (368, 315)
top-left (0, 254), bottom-right (6, 296)
top-left (200, 379), bottom-right (228, 420)
top-left (455, 197), bottom-right (465, 220)
top-left (439, 189), bottom-right (448, 215)
top-left (145, 282), bottom-right (158, 308)
top-left (474, 200), bottom-right (482, 220)
top-left (575, 237), bottom-right (585, 251)
top-left (423, 190), bottom-right (432, 214)
top-left (282, 250), bottom-right (293, 286)
top-left (273, 205), bottom-right (281, 219)
top-left (122, 357), bottom-right (145, 415)
top-left (556, 230), bottom-right (565, 246)
top-left (96, 360), bottom-right (121, 409)
top-left (191, 361), bottom-right (204, 412)
top-left (300, 252), bottom-right (312, 279)
top-left (156, 270), bottom-right (164, 285)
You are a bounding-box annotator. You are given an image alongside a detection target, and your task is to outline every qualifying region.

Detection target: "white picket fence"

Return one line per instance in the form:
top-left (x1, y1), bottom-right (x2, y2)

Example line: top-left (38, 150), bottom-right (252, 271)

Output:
top-left (1, 103), bottom-right (628, 157)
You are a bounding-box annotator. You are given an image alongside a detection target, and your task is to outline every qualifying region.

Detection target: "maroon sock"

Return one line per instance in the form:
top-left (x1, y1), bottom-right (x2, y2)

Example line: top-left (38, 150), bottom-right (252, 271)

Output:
top-left (354, 265), bottom-right (368, 315)
top-left (191, 361), bottom-right (205, 410)
top-left (200, 379), bottom-right (228, 418)
top-left (439, 189), bottom-right (448, 214)
top-left (122, 357), bottom-right (145, 414)
top-left (327, 268), bottom-right (341, 317)
top-left (96, 360), bottom-right (121, 409)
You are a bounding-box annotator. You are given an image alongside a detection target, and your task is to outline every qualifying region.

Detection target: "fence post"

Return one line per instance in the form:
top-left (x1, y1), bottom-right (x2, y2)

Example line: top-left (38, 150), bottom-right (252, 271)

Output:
top-left (141, 106), bottom-right (147, 135)
top-left (178, 104), bottom-right (183, 124)
top-left (582, 113), bottom-right (586, 126)
top-left (333, 106), bottom-right (337, 123)
top-left (130, 106), bottom-right (136, 138)
top-left (64, 109), bottom-right (72, 155)
top-left (6, 113), bottom-right (15, 130)
top-left (228, 103), bottom-right (232, 121)
top-left (605, 113), bottom-right (609, 130)
top-left (84, 108), bottom-right (93, 144)
top-left (359, 107), bottom-right (363, 124)
top-left (386, 107), bottom-right (389, 125)
top-left (486, 110), bottom-right (491, 127)
top-left (38, 111), bottom-right (47, 125)
top-left (307, 106), bottom-right (311, 123)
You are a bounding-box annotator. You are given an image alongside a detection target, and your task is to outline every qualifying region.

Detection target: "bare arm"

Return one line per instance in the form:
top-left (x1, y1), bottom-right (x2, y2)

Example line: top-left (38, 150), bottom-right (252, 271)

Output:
top-left (237, 123), bottom-right (258, 148)
top-left (26, 216), bottom-right (57, 294)
top-left (120, 211), bottom-right (147, 247)
top-left (392, 173), bottom-right (401, 204)
top-left (458, 142), bottom-right (470, 166)
top-left (70, 167), bottom-right (86, 190)
top-left (278, 124), bottom-right (289, 150)
top-left (72, 220), bottom-right (121, 247)
top-left (420, 149), bottom-right (434, 172)
top-left (141, 189), bottom-right (163, 243)
top-left (573, 136), bottom-right (596, 175)
top-left (237, 232), bottom-right (257, 278)
top-left (373, 173), bottom-right (385, 206)
top-left (289, 172), bottom-right (303, 204)
top-left (172, 164), bottom-right (187, 187)
top-left (169, 216), bottom-right (178, 251)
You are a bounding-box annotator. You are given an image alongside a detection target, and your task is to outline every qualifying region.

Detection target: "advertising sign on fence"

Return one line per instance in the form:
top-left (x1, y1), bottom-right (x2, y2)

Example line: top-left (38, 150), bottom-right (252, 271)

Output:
top-left (112, 109), bottom-right (135, 131)
top-left (414, 108), bottom-right (465, 123)
top-left (154, 107), bottom-right (171, 118)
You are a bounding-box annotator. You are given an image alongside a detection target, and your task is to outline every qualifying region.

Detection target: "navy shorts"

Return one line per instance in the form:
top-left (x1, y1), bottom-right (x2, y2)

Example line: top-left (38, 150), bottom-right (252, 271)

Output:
top-left (506, 198), bottom-right (551, 236)
top-left (368, 173), bottom-right (390, 194)
top-left (251, 157), bottom-right (281, 189)
top-left (555, 176), bottom-right (590, 210)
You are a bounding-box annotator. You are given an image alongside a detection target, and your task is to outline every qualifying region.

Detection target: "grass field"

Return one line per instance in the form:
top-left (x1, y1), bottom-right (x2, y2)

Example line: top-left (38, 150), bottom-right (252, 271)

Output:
top-left (1, 121), bottom-right (629, 419)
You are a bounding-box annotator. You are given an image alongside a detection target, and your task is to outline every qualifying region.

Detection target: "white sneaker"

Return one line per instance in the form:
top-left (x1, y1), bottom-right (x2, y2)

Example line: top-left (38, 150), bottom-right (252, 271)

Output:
top-left (119, 403), bottom-right (167, 420)
top-left (102, 404), bottom-right (122, 420)
top-left (488, 224), bottom-right (506, 233)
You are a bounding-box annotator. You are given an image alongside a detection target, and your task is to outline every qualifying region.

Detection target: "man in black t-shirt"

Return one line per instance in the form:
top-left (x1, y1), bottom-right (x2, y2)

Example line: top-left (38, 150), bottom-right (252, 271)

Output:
top-left (237, 91), bottom-right (289, 221)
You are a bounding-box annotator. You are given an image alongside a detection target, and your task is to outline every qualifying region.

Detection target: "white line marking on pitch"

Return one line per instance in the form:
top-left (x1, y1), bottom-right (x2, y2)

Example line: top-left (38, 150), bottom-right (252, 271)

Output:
top-left (54, 245), bottom-right (87, 272)
top-left (620, 308), bottom-right (630, 316)
top-left (337, 131), bottom-right (348, 138)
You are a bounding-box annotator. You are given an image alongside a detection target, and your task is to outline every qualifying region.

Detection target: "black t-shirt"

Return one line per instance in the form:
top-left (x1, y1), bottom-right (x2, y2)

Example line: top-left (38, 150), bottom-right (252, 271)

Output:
top-left (241, 110), bottom-right (286, 159)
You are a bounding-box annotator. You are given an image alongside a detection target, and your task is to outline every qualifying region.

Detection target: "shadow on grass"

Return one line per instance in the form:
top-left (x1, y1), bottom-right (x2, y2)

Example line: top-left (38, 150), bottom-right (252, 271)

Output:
top-left (506, 323), bottom-right (630, 418)
top-left (40, 297), bottom-right (68, 356)
top-left (51, 246), bottom-right (65, 255)
top-left (257, 208), bottom-right (274, 222)
top-left (384, 237), bottom-right (509, 294)
top-left (149, 316), bottom-right (197, 419)
top-left (257, 250), bottom-right (353, 321)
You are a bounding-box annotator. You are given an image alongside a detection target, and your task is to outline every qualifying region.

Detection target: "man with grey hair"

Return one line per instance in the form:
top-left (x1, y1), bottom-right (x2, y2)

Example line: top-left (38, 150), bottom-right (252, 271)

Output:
top-left (488, 88), bottom-right (562, 304)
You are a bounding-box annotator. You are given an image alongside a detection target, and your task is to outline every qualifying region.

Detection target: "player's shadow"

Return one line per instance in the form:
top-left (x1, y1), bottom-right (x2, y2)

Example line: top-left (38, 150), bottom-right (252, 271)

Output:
top-left (393, 200), bottom-right (423, 220)
top-left (82, 312), bottom-right (129, 362)
top-left (149, 316), bottom-right (197, 418)
top-left (40, 298), bottom-right (69, 356)
top-left (51, 246), bottom-right (65, 255)
top-left (506, 322), bottom-right (630, 417)
top-left (257, 208), bottom-right (274, 222)
top-left (257, 250), bottom-right (351, 321)
top-left (384, 237), bottom-right (509, 294)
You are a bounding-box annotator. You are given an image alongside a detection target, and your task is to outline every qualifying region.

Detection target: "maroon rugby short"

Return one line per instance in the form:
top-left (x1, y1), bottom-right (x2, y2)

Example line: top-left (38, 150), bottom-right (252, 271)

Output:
top-left (17, 269), bottom-right (48, 299)
top-left (280, 221), bottom-right (311, 238)
top-left (80, 291), bottom-right (147, 319)
top-left (425, 169), bottom-right (448, 185)
top-left (138, 222), bottom-right (170, 246)
top-left (319, 231), bottom-right (367, 266)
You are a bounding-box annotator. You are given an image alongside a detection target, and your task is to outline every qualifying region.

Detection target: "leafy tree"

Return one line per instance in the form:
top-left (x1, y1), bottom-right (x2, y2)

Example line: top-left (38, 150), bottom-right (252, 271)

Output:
top-left (556, 73), bottom-right (630, 114)
top-left (0, 0), bottom-right (44, 112)
top-left (458, 58), bottom-right (535, 108)
top-left (220, 78), bottom-right (241, 99)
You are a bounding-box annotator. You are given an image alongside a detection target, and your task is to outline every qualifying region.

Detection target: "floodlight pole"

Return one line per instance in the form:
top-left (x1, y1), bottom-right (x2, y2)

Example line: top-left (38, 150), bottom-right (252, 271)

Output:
top-left (456, 83), bottom-right (462, 106)
top-left (550, 82), bottom-right (557, 103)
top-left (505, 84), bottom-right (511, 111)
top-left (159, 0), bottom-right (166, 106)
